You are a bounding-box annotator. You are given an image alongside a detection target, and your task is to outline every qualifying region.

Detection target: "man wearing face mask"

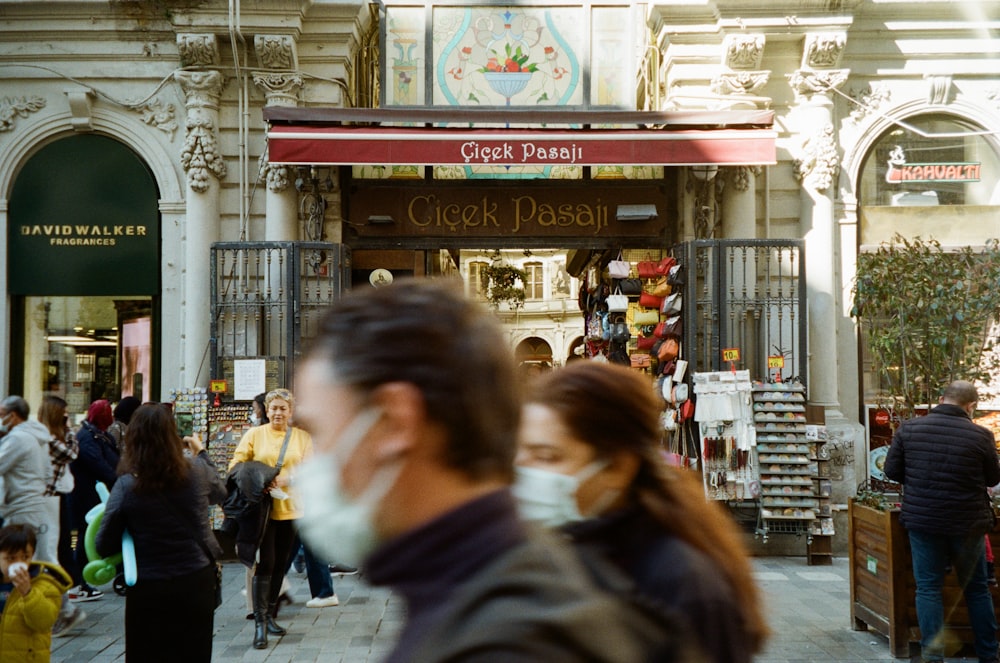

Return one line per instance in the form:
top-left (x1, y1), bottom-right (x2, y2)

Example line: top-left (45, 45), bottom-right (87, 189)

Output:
top-left (0, 396), bottom-right (58, 564)
top-left (293, 279), bottom-right (700, 663)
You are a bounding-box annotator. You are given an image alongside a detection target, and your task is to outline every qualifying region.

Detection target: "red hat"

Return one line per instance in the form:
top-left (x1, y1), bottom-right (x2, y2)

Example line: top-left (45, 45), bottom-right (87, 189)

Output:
top-left (87, 399), bottom-right (113, 431)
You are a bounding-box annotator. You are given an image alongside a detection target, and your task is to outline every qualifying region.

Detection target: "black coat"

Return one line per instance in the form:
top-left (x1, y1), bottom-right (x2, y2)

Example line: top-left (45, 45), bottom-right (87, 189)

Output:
top-left (222, 460), bottom-right (277, 567)
top-left (884, 403), bottom-right (1000, 536)
top-left (69, 421), bottom-right (120, 528)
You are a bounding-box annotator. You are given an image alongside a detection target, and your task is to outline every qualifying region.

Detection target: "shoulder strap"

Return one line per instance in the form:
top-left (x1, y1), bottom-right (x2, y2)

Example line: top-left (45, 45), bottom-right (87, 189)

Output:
top-left (274, 427), bottom-right (294, 472)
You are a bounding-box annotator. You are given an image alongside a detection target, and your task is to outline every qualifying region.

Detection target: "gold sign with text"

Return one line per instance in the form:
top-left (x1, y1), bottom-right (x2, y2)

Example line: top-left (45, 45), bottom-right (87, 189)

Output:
top-left (348, 184), bottom-right (669, 240)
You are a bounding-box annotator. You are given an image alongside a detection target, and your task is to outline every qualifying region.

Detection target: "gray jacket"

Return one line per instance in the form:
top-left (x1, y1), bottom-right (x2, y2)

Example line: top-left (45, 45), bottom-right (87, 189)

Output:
top-left (0, 420), bottom-right (52, 519)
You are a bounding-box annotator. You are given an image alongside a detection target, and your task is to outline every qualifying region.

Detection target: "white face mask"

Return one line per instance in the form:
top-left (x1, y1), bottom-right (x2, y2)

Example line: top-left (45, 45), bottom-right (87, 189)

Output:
top-left (512, 460), bottom-right (608, 528)
top-left (295, 407), bottom-right (398, 568)
top-left (249, 416), bottom-right (262, 426)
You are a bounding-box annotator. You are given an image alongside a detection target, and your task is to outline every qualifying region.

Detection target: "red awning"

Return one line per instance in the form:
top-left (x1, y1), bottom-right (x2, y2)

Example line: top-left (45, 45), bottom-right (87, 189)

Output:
top-left (263, 107), bottom-right (776, 168)
top-left (267, 125), bottom-right (776, 167)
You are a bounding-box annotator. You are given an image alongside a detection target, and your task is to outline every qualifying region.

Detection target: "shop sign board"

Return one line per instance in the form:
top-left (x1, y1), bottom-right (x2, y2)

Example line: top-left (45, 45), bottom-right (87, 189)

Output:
top-left (885, 145), bottom-right (981, 183)
top-left (268, 126), bottom-right (778, 167)
top-left (7, 134), bottom-right (159, 296)
top-left (346, 183), bottom-right (669, 239)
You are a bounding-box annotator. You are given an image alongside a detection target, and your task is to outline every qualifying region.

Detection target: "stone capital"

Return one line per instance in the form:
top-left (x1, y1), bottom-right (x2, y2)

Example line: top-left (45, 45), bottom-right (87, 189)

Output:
top-left (723, 34), bottom-right (765, 70)
top-left (252, 72), bottom-right (304, 107)
top-left (711, 71), bottom-right (770, 96)
top-left (254, 35), bottom-right (297, 70)
top-left (803, 33), bottom-right (846, 69)
top-left (789, 69), bottom-right (849, 97)
top-left (174, 71), bottom-right (225, 111)
top-left (177, 33), bottom-right (220, 67)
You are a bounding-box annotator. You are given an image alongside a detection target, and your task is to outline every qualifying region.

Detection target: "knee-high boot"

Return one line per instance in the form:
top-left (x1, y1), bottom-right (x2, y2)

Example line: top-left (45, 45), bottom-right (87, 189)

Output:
top-left (266, 575), bottom-right (288, 636)
top-left (252, 577), bottom-right (270, 649)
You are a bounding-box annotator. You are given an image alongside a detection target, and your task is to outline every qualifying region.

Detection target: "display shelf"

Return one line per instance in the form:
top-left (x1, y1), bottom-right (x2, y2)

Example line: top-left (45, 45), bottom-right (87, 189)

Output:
top-left (753, 379), bottom-right (818, 542)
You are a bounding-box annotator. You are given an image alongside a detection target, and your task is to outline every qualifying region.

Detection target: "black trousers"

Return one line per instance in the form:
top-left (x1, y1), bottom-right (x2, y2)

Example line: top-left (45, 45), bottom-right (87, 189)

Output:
top-left (254, 518), bottom-right (297, 599)
top-left (125, 563), bottom-right (216, 663)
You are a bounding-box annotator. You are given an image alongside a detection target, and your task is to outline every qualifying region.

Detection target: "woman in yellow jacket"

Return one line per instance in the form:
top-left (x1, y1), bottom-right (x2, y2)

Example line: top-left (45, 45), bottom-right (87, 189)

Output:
top-left (229, 389), bottom-right (312, 650)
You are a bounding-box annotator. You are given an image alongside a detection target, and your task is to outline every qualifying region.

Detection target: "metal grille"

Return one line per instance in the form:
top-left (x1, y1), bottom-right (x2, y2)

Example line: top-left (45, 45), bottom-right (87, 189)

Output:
top-left (678, 240), bottom-right (806, 382)
top-left (210, 242), bottom-right (350, 391)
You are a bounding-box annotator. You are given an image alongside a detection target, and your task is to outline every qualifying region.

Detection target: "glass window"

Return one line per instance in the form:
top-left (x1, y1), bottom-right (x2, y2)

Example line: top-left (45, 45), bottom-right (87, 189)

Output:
top-left (524, 262), bottom-right (544, 300)
top-left (21, 296), bottom-right (153, 417)
top-left (468, 261), bottom-right (489, 300)
top-left (858, 113), bottom-right (1000, 247)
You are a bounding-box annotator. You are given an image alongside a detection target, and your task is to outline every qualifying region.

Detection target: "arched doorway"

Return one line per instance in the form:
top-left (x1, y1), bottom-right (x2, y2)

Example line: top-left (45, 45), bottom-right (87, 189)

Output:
top-left (8, 134), bottom-right (161, 409)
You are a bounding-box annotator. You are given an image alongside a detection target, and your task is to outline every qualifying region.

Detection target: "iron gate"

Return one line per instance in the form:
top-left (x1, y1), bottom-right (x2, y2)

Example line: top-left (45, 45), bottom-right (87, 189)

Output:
top-left (210, 242), bottom-right (350, 394)
top-left (678, 239), bottom-right (806, 383)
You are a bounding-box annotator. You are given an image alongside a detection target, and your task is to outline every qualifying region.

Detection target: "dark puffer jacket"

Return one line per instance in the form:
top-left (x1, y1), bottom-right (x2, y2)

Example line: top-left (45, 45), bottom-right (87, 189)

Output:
top-left (883, 403), bottom-right (1000, 536)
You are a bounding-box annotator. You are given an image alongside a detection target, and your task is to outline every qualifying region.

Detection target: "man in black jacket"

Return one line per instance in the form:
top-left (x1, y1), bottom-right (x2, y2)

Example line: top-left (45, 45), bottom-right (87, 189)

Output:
top-left (884, 380), bottom-right (1000, 663)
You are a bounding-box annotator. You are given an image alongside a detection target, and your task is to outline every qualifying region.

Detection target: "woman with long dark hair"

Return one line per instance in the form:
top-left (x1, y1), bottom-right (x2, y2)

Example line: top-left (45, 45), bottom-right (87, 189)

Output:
top-left (515, 361), bottom-right (768, 663)
top-left (95, 404), bottom-right (226, 662)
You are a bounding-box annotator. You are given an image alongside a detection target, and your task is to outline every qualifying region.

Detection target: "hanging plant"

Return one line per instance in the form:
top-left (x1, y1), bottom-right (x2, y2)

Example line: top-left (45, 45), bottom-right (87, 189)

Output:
top-left (480, 262), bottom-right (527, 310)
top-left (851, 234), bottom-right (1000, 420)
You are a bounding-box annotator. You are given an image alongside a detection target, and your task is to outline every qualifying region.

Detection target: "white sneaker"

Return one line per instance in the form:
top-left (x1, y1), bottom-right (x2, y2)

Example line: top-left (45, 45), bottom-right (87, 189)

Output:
top-left (305, 594), bottom-right (339, 608)
top-left (53, 608), bottom-right (87, 637)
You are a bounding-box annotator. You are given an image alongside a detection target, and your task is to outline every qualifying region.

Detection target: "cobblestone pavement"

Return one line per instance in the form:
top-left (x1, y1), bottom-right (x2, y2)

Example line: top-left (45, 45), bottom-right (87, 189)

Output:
top-left (50, 556), bottom-right (984, 662)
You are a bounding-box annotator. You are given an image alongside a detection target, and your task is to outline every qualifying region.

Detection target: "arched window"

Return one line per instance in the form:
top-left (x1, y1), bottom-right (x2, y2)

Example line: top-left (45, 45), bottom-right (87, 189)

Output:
top-left (858, 113), bottom-right (1000, 248)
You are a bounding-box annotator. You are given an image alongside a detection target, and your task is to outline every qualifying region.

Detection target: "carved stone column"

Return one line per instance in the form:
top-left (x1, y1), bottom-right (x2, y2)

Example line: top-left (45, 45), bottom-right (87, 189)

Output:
top-left (712, 35), bottom-right (770, 240)
top-left (254, 36), bottom-right (302, 242)
top-left (789, 40), bottom-right (849, 413)
top-left (253, 72), bottom-right (303, 242)
top-left (175, 57), bottom-right (225, 387)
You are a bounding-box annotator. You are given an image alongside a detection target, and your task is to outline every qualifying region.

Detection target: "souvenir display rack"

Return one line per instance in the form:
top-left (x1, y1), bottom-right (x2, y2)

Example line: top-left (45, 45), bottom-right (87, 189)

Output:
top-left (752, 380), bottom-right (821, 543)
top-left (692, 370), bottom-right (756, 502)
top-left (206, 403), bottom-right (254, 528)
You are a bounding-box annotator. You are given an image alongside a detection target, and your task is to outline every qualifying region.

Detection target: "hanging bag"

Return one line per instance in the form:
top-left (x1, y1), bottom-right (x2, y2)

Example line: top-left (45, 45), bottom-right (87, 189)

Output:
top-left (636, 259), bottom-right (658, 279)
top-left (655, 256), bottom-right (677, 276)
top-left (661, 293), bottom-right (682, 316)
top-left (653, 315), bottom-right (682, 339)
top-left (667, 264), bottom-right (685, 287)
top-left (617, 278), bottom-right (643, 296)
top-left (607, 286), bottom-right (629, 313)
top-left (648, 277), bottom-right (671, 298)
top-left (638, 292), bottom-right (664, 310)
top-left (607, 251), bottom-right (631, 279)
top-left (633, 309), bottom-right (659, 327)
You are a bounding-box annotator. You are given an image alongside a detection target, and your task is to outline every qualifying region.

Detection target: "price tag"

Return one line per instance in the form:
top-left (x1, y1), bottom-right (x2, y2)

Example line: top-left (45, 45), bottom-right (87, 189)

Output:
top-left (767, 356), bottom-right (785, 369)
top-left (722, 348), bottom-right (740, 362)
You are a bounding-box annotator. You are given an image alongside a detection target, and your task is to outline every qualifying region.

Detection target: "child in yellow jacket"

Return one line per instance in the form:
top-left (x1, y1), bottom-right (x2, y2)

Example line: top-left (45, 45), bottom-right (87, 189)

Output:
top-left (0, 524), bottom-right (72, 661)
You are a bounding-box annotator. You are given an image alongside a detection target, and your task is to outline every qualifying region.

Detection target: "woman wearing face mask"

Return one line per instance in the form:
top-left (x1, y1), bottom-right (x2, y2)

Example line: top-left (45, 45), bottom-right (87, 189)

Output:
top-left (229, 388), bottom-right (311, 650)
top-left (515, 362), bottom-right (767, 663)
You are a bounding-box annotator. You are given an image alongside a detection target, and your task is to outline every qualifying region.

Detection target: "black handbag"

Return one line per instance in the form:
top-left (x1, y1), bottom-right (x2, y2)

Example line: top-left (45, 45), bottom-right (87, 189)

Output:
top-left (616, 278), bottom-right (643, 296)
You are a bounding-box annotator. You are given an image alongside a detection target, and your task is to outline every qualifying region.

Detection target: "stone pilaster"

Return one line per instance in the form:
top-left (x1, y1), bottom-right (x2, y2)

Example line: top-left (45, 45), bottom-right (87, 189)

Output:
top-left (174, 69), bottom-right (225, 387)
top-left (789, 55), bottom-right (848, 415)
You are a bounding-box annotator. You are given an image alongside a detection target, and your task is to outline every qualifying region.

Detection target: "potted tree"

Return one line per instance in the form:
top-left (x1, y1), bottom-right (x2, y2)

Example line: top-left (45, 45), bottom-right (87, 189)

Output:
top-left (848, 234), bottom-right (1000, 656)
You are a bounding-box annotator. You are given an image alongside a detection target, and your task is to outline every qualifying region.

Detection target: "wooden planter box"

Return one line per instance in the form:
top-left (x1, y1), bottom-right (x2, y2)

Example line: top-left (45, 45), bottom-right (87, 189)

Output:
top-left (849, 499), bottom-right (1000, 658)
top-left (848, 500), bottom-right (912, 657)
